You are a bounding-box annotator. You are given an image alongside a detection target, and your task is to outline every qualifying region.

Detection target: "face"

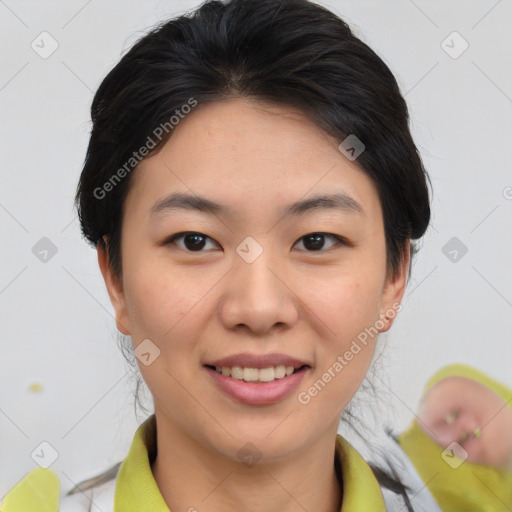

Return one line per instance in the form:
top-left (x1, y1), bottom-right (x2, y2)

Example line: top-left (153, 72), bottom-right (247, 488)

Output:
top-left (418, 376), bottom-right (512, 467)
top-left (98, 97), bottom-right (408, 462)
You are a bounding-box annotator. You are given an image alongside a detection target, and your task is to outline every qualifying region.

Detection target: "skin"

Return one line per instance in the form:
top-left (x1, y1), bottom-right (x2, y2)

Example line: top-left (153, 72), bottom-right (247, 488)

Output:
top-left (418, 376), bottom-right (512, 468)
top-left (98, 97), bottom-right (409, 512)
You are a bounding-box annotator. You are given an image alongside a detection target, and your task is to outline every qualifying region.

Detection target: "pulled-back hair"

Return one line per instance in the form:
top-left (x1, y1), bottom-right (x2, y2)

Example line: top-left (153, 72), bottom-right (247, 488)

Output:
top-left (75, 0), bottom-right (430, 282)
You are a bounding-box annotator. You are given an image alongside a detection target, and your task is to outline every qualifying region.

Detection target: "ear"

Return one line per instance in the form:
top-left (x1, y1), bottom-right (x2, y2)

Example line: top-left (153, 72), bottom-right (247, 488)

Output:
top-left (377, 241), bottom-right (410, 333)
top-left (97, 236), bottom-right (131, 335)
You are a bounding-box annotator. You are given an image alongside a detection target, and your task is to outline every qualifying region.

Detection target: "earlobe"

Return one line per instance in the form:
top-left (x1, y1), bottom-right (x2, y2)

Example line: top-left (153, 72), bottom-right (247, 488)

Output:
top-left (378, 242), bottom-right (410, 333)
top-left (97, 237), bottom-right (131, 335)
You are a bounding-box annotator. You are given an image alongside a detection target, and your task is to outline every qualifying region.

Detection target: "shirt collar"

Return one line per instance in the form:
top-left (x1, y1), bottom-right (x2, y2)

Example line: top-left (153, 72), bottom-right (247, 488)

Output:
top-left (114, 414), bottom-right (385, 511)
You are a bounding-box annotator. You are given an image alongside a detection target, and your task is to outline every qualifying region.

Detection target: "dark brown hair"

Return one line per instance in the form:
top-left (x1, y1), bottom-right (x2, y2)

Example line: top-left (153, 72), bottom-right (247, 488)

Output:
top-left (74, 0), bottom-right (430, 282)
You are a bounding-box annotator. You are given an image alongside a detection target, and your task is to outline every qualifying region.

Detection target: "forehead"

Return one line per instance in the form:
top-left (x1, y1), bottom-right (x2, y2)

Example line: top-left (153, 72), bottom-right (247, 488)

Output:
top-left (126, 97), bottom-right (382, 224)
top-left (422, 376), bottom-right (502, 410)
top-left (161, 96), bottom-right (341, 155)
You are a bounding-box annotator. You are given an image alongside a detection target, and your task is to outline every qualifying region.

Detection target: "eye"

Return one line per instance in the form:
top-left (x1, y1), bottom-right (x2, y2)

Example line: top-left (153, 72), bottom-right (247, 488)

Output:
top-left (164, 231), bottom-right (348, 253)
top-left (165, 232), bottom-right (220, 252)
top-left (293, 233), bottom-right (347, 252)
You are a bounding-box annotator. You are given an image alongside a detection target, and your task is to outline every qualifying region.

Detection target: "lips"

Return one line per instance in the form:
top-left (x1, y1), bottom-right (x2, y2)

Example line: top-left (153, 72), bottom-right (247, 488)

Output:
top-left (203, 352), bottom-right (311, 405)
top-left (204, 363), bottom-right (309, 405)
top-left (204, 352), bottom-right (311, 369)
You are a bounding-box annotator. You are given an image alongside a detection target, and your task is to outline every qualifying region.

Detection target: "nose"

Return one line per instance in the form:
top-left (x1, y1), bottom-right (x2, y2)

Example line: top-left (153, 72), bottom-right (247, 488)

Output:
top-left (218, 244), bottom-right (299, 335)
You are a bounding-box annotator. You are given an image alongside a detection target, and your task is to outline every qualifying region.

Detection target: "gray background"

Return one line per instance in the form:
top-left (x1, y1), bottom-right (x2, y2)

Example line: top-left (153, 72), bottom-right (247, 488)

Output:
top-left (1, 0), bottom-right (511, 499)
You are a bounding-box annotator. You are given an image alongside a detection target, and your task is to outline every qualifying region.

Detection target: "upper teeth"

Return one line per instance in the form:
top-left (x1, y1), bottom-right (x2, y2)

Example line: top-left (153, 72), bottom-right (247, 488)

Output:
top-left (215, 365), bottom-right (296, 382)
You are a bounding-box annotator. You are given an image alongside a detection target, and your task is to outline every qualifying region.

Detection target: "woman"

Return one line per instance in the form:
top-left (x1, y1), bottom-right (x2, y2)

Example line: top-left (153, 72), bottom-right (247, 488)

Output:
top-left (0, 0), bottom-right (431, 510)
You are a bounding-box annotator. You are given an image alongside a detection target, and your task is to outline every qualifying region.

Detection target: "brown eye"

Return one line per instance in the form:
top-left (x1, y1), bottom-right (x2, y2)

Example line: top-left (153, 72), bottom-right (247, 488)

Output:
top-left (165, 232), bottom-right (220, 252)
top-left (293, 233), bottom-right (346, 252)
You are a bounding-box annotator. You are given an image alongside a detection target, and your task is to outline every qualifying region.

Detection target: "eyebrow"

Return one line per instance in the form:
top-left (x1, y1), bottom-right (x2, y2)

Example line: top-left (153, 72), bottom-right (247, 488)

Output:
top-left (150, 191), bottom-right (364, 219)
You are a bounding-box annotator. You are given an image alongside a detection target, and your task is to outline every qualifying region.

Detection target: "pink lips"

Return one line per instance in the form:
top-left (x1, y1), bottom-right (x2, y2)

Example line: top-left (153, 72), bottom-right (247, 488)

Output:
top-left (205, 366), bottom-right (309, 405)
top-left (203, 352), bottom-right (311, 406)
top-left (205, 352), bottom-right (310, 369)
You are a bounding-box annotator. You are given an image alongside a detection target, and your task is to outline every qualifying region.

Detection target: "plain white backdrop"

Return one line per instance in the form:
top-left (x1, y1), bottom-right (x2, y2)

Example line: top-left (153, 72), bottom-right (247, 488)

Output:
top-left (1, 0), bottom-right (511, 500)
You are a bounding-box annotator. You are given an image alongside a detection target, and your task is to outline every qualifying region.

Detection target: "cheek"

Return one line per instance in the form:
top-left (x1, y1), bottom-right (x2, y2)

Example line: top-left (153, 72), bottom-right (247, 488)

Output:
top-left (122, 258), bottom-right (200, 341)
top-left (303, 279), bottom-right (383, 405)
top-left (123, 268), bottom-right (212, 401)
top-left (318, 277), bottom-right (382, 341)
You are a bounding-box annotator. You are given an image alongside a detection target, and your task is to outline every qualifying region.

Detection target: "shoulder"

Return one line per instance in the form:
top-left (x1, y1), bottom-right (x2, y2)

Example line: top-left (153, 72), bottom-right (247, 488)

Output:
top-left (1, 464), bottom-right (120, 512)
top-left (0, 468), bottom-right (59, 511)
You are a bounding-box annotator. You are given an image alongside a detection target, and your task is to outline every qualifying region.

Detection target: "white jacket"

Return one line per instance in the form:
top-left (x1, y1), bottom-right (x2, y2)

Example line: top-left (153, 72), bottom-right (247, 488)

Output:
top-left (60, 471), bottom-right (118, 512)
top-left (367, 427), bottom-right (443, 512)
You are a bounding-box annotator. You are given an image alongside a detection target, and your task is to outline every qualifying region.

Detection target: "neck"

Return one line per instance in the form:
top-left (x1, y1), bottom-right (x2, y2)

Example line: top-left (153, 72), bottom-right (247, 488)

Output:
top-left (151, 414), bottom-right (343, 512)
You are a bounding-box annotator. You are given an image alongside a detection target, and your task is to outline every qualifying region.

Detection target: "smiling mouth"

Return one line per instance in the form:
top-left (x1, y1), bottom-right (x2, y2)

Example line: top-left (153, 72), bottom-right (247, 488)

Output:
top-left (204, 364), bottom-right (309, 383)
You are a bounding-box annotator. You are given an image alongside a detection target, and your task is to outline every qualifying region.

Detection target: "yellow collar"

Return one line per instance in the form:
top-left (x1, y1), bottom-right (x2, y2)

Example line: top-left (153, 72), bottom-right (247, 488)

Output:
top-left (114, 414), bottom-right (385, 511)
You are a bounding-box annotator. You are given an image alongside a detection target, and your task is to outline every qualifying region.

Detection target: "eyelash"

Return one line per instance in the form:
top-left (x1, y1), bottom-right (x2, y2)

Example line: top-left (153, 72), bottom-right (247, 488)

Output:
top-left (164, 231), bottom-right (349, 253)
